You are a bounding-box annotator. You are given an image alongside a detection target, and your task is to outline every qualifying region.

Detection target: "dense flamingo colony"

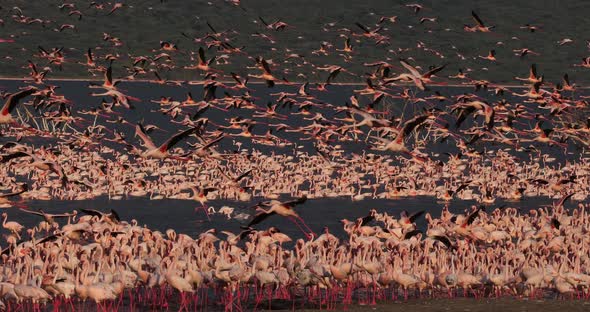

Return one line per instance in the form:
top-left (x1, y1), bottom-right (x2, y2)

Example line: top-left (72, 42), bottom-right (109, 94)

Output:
top-left (0, 201), bottom-right (587, 311)
top-left (0, 0), bottom-right (589, 310)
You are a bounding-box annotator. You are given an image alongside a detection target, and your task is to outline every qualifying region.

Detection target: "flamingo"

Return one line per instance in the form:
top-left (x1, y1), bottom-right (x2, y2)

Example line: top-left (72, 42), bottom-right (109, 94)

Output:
top-left (2, 212), bottom-right (24, 239)
top-left (247, 196), bottom-right (315, 238)
top-left (0, 87), bottom-right (38, 124)
top-left (133, 123), bottom-right (197, 159)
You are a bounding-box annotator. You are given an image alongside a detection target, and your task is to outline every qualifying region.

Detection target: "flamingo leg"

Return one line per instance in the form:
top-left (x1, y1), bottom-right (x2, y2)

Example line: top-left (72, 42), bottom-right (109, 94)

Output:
top-left (195, 204), bottom-right (211, 221)
top-left (287, 216), bottom-right (312, 239)
top-left (296, 215), bottom-right (316, 236)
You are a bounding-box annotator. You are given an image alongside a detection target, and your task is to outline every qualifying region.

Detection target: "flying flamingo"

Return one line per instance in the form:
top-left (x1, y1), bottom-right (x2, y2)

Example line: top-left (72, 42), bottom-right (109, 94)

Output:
top-left (0, 87), bottom-right (38, 125)
top-left (133, 124), bottom-right (197, 159)
top-left (189, 187), bottom-right (217, 220)
top-left (247, 196), bottom-right (315, 239)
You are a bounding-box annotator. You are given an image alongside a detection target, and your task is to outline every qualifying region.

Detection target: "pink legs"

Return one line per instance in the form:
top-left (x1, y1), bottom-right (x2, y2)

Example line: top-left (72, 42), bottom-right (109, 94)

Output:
top-left (195, 204), bottom-right (211, 221)
top-left (288, 216), bottom-right (316, 239)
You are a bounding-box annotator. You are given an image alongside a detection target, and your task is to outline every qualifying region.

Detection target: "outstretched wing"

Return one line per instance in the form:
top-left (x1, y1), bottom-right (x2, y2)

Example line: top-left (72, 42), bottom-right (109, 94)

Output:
top-left (400, 60), bottom-right (421, 77)
top-left (159, 127), bottom-right (197, 152)
top-left (355, 22), bottom-right (371, 33)
top-left (206, 21), bottom-right (218, 33)
top-left (110, 208), bottom-right (121, 222)
top-left (247, 211), bottom-right (275, 227)
top-left (0, 184), bottom-right (28, 198)
top-left (234, 169), bottom-right (253, 182)
top-left (454, 105), bottom-right (476, 128)
top-left (422, 63), bottom-right (447, 78)
top-left (105, 64), bottom-right (113, 86)
top-left (36, 234), bottom-right (59, 245)
top-left (192, 105), bottom-right (210, 120)
top-left (465, 208), bottom-right (481, 225)
top-left (260, 58), bottom-right (272, 75)
top-left (201, 187), bottom-right (217, 196)
top-left (2, 87), bottom-right (38, 115)
top-left (408, 210), bottom-right (425, 223)
top-left (135, 123), bottom-right (157, 150)
top-left (18, 208), bottom-right (44, 216)
top-left (0, 151), bottom-right (32, 163)
top-left (431, 235), bottom-right (454, 249)
top-left (216, 164), bottom-right (233, 181)
top-left (198, 47), bottom-right (207, 64)
top-left (554, 192), bottom-right (574, 208)
top-left (404, 229), bottom-right (422, 240)
top-left (401, 114), bottom-right (431, 139)
top-left (201, 134), bottom-right (224, 150)
top-left (258, 16), bottom-right (269, 26)
top-left (471, 11), bottom-right (485, 27)
top-left (80, 208), bottom-right (104, 218)
top-left (360, 214), bottom-right (374, 226)
top-left (283, 196), bottom-right (307, 207)
top-left (231, 72), bottom-right (243, 84)
top-left (454, 182), bottom-right (471, 194)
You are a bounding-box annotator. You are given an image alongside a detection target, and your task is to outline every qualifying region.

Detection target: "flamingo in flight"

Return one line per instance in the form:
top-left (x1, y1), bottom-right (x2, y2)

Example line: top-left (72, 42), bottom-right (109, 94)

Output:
top-left (247, 196), bottom-right (315, 239)
top-left (0, 87), bottom-right (38, 125)
top-left (189, 187), bottom-right (218, 220)
top-left (249, 57), bottom-right (277, 87)
top-left (464, 11), bottom-right (494, 32)
top-left (133, 124), bottom-right (197, 159)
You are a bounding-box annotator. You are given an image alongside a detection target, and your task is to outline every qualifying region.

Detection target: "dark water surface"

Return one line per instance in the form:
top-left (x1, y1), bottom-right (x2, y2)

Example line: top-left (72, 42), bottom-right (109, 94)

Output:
top-left (0, 80), bottom-right (583, 240)
top-left (7, 195), bottom-right (569, 241)
top-left (0, 80), bottom-right (585, 161)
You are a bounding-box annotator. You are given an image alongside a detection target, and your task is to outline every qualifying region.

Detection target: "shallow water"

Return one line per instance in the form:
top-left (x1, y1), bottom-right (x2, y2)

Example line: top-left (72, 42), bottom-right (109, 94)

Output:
top-left (7, 195), bottom-right (571, 241)
top-left (0, 80), bottom-right (585, 163)
top-left (0, 79), bottom-right (581, 242)
top-left (1, 1), bottom-right (589, 310)
top-left (300, 298), bottom-right (590, 312)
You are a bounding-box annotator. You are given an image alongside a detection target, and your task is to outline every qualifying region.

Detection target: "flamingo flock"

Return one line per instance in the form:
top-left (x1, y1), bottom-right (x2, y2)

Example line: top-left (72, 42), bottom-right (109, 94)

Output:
top-left (0, 0), bottom-right (589, 310)
top-left (0, 199), bottom-right (586, 311)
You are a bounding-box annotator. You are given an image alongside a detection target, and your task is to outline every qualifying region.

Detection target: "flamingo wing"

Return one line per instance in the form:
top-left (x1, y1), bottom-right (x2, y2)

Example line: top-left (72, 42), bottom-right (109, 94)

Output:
top-left (198, 47), bottom-right (207, 65)
top-left (404, 229), bottom-right (422, 240)
top-left (431, 235), bottom-right (454, 249)
top-left (109, 209), bottom-right (121, 222)
top-left (105, 64), bottom-right (113, 86)
top-left (555, 192), bottom-right (574, 208)
top-left (260, 58), bottom-right (272, 75)
top-left (1, 87), bottom-right (38, 116)
top-left (158, 127), bottom-right (197, 153)
top-left (0, 151), bottom-right (32, 163)
top-left (18, 208), bottom-right (44, 216)
top-left (80, 208), bottom-right (104, 218)
top-left (355, 22), bottom-right (371, 33)
top-left (283, 196), bottom-right (307, 207)
top-left (135, 123), bottom-right (157, 150)
top-left (465, 208), bottom-right (481, 226)
top-left (471, 11), bottom-right (485, 27)
top-left (402, 114), bottom-right (431, 139)
top-left (234, 169), bottom-right (253, 182)
top-left (422, 63), bottom-right (447, 78)
top-left (247, 210), bottom-right (275, 227)
top-left (400, 60), bottom-right (421, 77)
top-left (408, 210), bottom-right (425, 223)
top-left (201, 134), bottom-right (225, 150)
